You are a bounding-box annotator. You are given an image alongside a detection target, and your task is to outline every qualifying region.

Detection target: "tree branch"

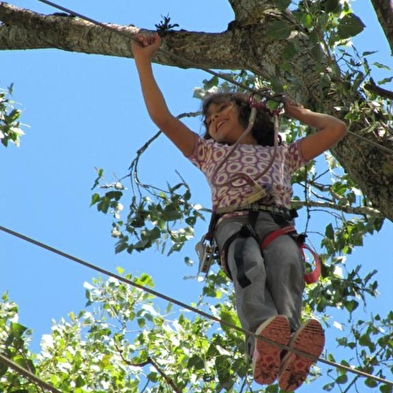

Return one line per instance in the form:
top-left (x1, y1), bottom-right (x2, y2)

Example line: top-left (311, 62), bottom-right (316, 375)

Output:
top-left (228, 0), bottom-right (277, 25)
top-left (364, 79), bottom-right (393, 100)
top-left (0, 2), bottom-right (274, 71)
top-left (148, 356), bottom-right (182, 393)
top-left (2, 2), bottom-right (393, 221)
top-left (293, 200), bottom-right (382, 217)
top-left (370, 0), bottom-right (393, 55)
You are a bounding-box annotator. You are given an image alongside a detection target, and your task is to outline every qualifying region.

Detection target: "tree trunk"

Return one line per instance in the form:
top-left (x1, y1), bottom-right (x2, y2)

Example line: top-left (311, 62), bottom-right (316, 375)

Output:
top-left (1, 1), bottom-right (393, 220)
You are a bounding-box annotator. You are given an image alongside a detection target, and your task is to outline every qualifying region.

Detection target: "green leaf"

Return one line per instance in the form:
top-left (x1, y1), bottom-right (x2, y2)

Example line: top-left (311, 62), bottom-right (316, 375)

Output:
top-left (10, 322), bottom-right (28, 338)
top-left (336, 373), bottom-right (348, 384)
top-left (203, 76), bottom-right (219, 89)
top-left (137, 317), bottom-right (146, 328)
top-left (90, 193), bottom-right (101, 206)
top-left (378, 76), bottom-right (393, 85)
top-left (321, 0), bottom-right (340, 13)
top-left (344, 299), bottom-right (358, 313)
top-left (162, 206), bottom-right (182, 221)
top-left (380, 384), bottom-right (393, 393)
top-left (275, 0), bottom-right (291, 11)
top-left (373, 62), bottom-right (391, 71)
top-left (282, 42), bottom-right (298, 60)
top-left (300, 13), bottom-right (313, 29)
top-left (365, 377), bottom-right (378, 388)
top-left (325, 223), bottom-right (334, 239)
top-left (219, 308), bottom-right (240, 334)
top-left (266, 20), bottom-right (293, 39)
top-left (187, 354), bottom-right (205, 370)
top-left (337, 14), bottom-right (365, 40)
top-left (115, 239), bottom-right (129, 254)
top-left (323, 382), bottom-right (335, 391)
top-left (185, 216), bottom-right (196, 225)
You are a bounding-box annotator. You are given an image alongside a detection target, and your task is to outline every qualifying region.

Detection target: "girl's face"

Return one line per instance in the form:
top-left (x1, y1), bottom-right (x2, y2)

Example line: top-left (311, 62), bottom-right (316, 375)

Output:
top-left (204, 101), bottom-right (257, 145)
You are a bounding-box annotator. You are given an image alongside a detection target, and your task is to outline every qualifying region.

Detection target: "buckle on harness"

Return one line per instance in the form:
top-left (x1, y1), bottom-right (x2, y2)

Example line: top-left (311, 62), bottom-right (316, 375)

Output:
top-left (195, 235), bottom-right (217, 275)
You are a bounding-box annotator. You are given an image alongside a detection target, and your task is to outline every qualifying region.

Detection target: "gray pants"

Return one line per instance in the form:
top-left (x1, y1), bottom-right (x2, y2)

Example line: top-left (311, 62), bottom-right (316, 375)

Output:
top-left (214, 212), bottom-right (305, 356)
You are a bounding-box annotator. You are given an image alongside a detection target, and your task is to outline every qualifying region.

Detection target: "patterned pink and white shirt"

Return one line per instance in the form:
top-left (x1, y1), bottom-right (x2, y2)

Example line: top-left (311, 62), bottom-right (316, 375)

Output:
top-left (186, 134), bottom-right (307, 212)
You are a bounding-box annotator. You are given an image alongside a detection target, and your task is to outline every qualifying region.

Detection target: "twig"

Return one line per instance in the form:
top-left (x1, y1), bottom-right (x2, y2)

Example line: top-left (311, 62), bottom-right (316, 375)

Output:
top-left (292, 200), bottom-right (382, 216)
top-left (148, 356), bottom-right (182, 393)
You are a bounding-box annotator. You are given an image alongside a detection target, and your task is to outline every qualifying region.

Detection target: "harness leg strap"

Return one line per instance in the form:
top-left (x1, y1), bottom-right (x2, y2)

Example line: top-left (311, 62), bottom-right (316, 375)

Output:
top-left (220, 223), bottom-right (259, 288)
top-left (234, 238), bottom-right (252, 288)
top-left (261, 226), bottom-right (321, 284)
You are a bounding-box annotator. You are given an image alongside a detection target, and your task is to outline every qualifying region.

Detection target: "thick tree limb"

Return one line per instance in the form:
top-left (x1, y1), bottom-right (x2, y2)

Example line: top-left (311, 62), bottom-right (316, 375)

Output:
top-left (228, 0), bottom-right (277, 25)
top-left (370, 0), bottom-right (393, 55)
top-left (1, 2), bottom-right (393, 221)
top-left (0, 3), bottom-right (308, 77)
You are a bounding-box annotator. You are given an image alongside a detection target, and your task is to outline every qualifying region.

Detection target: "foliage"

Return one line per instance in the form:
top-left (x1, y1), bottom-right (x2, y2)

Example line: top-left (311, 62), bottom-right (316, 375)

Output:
top-left (0, 292), bottom-right (37, 391)
top-left (0, 277), bottom-right (252, 392)
top-left (155, 14), bottom-right (179, 32)
top-left (0, 85), bottom-right (25, 147)
top-left (1, 270), bottom-right (392, 392)
top-left (91, 168), bottom-right (205, 260)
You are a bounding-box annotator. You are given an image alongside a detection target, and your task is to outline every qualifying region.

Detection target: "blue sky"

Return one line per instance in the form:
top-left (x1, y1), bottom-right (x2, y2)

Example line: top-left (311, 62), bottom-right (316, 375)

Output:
top-left (1, 0), bottom-right (392, 391)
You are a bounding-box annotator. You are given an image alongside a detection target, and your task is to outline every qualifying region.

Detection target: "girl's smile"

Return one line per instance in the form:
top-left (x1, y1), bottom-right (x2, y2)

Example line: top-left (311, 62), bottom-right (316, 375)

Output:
top-left (205, 102), bottom-right (257, 145)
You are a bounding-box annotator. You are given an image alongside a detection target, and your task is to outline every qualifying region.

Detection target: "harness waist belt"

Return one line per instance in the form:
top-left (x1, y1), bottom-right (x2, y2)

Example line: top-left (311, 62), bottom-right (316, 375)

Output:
top-left (216, 203), bottom-right (297, 220)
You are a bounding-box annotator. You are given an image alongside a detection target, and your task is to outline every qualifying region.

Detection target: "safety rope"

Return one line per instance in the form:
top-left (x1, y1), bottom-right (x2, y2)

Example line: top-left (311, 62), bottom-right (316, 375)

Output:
top-left (1, 225), bottom-right (392, 388)
top-left (209, 91), bottom-right (284, 213)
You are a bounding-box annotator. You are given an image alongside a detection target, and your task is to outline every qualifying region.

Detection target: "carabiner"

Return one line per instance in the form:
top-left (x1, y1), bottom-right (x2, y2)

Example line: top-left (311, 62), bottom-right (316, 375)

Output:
top-left (248, 89), bottom-right (270, 110)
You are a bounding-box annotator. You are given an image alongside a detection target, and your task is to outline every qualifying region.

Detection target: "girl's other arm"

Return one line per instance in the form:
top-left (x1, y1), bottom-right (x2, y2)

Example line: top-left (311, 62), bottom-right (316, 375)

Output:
top-left (284, 100), bottom-right (347, 161)
top-left (132, 33), bottom-right (196, 156)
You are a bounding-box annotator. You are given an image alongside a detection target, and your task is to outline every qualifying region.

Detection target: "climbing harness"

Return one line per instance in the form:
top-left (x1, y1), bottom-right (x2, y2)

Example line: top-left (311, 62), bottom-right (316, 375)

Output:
top-left (199, 208), bottom-right (321, 286)
top-left (260, 225), bottom-right (321, 285)
top-left (196, 90), bottom-right (321, 285)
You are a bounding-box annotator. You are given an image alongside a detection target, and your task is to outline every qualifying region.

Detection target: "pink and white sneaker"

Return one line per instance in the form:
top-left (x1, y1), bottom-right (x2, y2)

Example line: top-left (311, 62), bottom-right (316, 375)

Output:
top-left (278, 319), bottom-right (325, 391)
top-left (252, 315), bottom-right (291, 385)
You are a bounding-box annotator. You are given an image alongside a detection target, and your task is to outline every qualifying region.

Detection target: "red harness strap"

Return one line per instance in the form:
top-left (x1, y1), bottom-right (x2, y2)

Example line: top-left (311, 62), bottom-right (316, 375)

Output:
top-left (261, 226), bottom-right (321, 284)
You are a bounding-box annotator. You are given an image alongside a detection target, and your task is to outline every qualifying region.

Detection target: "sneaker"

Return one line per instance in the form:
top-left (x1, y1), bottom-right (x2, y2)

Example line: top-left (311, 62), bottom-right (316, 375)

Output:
top-left (278, 319), bottom-right (325, 391)
top-left (252, 315), bottom-right (291, 385)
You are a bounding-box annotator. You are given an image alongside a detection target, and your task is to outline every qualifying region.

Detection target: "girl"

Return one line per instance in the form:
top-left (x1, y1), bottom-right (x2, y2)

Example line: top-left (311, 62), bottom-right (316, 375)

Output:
top-left (132, 32), bottom-right (347, 391)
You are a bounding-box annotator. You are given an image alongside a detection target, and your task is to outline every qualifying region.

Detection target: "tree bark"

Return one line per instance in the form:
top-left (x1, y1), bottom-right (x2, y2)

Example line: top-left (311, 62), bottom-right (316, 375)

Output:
top-left (370, 0), bottom-right (393, 55)
top-left (1, 1), bottom-right (393, 220)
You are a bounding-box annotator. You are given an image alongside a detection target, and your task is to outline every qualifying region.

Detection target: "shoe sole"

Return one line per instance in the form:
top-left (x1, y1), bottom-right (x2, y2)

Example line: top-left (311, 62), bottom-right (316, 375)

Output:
top-left (278, 319), bottom-right (325, 391)
top-left (253, 315), bottom-right (291, 385)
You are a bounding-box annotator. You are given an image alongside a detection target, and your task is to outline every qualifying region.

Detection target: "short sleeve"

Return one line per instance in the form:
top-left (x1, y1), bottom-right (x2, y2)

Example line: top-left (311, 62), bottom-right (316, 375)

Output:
top-left (185, 135), bottom-right (214, 172)
top-left (286, 138), bottom-right (308, 173)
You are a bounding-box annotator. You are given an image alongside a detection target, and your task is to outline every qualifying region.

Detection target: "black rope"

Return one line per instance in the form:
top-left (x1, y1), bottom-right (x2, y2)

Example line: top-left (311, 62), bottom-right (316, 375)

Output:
top-left (1, 225), bottom-right (392, 387)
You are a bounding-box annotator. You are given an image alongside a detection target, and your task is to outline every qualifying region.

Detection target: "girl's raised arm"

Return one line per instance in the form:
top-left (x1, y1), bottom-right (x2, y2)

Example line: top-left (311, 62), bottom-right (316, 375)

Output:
top-left (284, 100), bottom-right (347, 161)
top-left (132, 33), bottom-right (196, 156)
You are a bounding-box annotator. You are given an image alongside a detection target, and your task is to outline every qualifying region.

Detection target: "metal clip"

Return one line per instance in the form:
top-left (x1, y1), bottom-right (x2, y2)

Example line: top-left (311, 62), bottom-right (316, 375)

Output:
top-left (195, 236), bottom-right (215, 275)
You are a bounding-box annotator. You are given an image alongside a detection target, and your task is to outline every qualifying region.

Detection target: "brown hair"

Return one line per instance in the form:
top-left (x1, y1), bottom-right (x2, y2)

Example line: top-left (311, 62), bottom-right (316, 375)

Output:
top-left (201, 93), bottom-right (278, 146)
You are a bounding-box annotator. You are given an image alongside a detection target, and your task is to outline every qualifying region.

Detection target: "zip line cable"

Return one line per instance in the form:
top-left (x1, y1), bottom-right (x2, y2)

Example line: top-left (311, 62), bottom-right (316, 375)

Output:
top-left (1, 225), bottom-right (392, 388)
top-left (0, 353), bottom-right (61, 393)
